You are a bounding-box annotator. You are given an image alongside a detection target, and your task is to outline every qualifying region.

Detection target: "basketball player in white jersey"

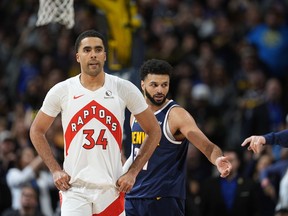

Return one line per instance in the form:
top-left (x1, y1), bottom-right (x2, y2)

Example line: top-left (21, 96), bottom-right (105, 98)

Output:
top-left (29, 30), bottom-right (161, 216)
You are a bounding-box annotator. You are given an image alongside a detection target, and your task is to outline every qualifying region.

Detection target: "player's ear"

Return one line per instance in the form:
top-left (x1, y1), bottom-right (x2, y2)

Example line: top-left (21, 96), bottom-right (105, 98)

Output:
top-left (103, 51), bottom-right (107, 62)
top-left (141, 80), bottom-right (145, 91)
top-left (76, 53), bottom-right (80, 63)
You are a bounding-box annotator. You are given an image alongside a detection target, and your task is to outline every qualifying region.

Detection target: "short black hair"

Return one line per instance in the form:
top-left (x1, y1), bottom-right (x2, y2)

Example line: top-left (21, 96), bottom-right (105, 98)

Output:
top-left (140, 59), bottom-right (173, 81)
top-left (74, 29), bottom-right (106, 52)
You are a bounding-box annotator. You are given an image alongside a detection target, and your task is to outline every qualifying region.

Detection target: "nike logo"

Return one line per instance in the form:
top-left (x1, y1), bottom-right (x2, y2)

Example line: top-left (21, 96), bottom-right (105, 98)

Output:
top-left (73, 94), bottom-right (84, 99)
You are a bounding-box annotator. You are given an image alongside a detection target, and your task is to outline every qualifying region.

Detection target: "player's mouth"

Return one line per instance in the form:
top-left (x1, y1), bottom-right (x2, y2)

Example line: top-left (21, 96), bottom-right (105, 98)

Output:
top-left (154, 94), bottom-right (164, 101)
top-left (88, 62), bottom-right (99, 68)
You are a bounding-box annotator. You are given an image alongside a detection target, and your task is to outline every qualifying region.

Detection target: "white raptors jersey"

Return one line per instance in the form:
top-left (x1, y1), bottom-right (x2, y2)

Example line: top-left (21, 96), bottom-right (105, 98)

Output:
top-left (40, 73), bottom-right (148, 188)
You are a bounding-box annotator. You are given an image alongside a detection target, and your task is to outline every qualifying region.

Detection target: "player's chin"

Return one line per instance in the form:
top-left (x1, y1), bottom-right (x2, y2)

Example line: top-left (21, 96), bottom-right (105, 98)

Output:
top-left (154, 97), bottom-right (165, 104)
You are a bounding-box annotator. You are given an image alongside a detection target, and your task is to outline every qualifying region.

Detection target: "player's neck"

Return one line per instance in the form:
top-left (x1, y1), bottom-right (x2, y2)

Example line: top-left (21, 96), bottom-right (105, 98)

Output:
top-left (79, 72), bottom-right (105, 91)
top-left (148, 99), bottom-right (169, 112)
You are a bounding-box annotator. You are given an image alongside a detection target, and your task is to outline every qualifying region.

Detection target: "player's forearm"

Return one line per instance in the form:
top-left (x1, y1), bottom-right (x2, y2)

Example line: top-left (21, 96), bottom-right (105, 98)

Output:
top-left (209, 144), bottom-right (224, 165)
top-left (263, 130), bottom-right (288, 147)
top-left (194, 133), bottom-right (222, 165)
top-left (30, 132), bottom-right (62, 173)
top-left (127, 131), bottom-right (160, 176)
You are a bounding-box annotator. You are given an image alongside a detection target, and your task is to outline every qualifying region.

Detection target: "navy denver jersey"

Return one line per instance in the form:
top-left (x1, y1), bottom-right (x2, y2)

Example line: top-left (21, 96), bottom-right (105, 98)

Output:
top-left (126, 100), bottom-right (190, 199)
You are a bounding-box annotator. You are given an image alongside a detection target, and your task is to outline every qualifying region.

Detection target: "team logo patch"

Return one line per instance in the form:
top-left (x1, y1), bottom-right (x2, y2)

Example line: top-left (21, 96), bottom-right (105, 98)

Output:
top-left (104, 90), bottom-right (114, 99)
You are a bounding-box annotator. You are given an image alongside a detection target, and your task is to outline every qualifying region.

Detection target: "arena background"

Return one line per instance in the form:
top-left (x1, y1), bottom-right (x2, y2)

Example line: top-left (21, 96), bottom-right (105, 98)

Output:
top-left (1, 0), bottom-right (288, 215)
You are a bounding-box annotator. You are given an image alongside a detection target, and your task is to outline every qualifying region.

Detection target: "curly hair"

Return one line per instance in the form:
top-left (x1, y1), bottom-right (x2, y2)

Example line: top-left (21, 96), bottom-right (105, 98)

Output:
top-left (140, 59), bottom-right (173, 81)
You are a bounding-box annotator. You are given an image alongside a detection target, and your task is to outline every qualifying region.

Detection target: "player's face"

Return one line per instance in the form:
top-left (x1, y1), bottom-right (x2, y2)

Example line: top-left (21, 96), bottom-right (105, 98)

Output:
top-left (141, 74), bottom-right (170, 106)
top-left (76, 37), bottom-right (106, 77)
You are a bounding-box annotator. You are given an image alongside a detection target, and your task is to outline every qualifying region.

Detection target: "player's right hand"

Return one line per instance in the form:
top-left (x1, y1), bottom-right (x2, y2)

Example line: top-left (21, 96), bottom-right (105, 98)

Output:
top-left (53, 170), bottom-right (71, 191)
top-left (241, 135), bottom-right (266, 154)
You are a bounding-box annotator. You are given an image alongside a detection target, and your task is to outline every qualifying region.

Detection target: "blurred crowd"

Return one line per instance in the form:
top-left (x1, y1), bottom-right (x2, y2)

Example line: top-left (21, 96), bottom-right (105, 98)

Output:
top-left (1, 0), bottom-right (288, 215)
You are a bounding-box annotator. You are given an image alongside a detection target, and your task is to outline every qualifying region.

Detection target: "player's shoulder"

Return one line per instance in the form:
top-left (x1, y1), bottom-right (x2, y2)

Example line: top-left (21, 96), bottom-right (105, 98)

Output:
top-left (47, 76), bottom-right (77, 96)
top-left (168, 100), bottom-right (185, 112)
top-left (105, 73), bottom-right (139, 94)
top-left (61, 75), bottom-right (81, 88)
top-left (106, 73), bottom-right (134, 85)
top-left (168, 102), bottom-right (190, 119)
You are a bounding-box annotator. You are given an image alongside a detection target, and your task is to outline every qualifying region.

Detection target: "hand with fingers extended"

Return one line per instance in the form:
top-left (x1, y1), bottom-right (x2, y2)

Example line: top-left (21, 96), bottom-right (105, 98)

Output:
top-left (215, 156), bottom-right (232, 178)
top-left (53, 170), bottom-right (71, 191)
top-left (116, 172), bottom-right (136, 193)
top-left (241, 135), bottom-right (266, 154)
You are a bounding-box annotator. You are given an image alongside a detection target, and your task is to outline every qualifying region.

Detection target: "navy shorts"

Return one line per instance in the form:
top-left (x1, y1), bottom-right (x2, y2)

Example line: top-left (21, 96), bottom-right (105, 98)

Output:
top-left (125, 197), bottom-right (185, 216)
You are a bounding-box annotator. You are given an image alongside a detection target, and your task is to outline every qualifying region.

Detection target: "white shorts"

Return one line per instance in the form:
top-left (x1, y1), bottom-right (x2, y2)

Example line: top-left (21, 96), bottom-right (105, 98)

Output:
top-left (59, 185), bottom-right (125, 216)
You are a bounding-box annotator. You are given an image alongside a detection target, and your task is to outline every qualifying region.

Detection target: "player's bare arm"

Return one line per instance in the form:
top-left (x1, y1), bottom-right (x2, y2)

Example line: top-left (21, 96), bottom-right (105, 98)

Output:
top-left (117, 107), bottom-right (161, 192)
top-left (168, 107), bottom-right (231, 177)
top-left (30, 111), bottom-right (71, 191)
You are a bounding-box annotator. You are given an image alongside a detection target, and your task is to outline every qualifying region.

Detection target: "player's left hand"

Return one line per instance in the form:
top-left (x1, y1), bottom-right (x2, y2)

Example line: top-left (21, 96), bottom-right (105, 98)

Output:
top-left (215, 156), bottom-right (232, 178)
top-left (116, 172), bottom-right (136, 193)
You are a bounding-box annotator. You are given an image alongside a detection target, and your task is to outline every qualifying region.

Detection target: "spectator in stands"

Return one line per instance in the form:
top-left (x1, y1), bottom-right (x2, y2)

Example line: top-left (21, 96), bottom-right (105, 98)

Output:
top-left (6, 146), bottom-right (54, 216)
top-left (200, 147), bottom-right (260, 216)
top-left (2, 184), bottom-right (45, 216)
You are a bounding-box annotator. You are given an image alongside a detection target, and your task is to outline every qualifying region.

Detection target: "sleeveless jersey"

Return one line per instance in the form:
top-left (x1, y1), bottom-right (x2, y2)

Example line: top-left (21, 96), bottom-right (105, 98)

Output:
top-left (126, 100), bottom-right (189, 199)
top-left (40, 73), bottom-right (148, 188)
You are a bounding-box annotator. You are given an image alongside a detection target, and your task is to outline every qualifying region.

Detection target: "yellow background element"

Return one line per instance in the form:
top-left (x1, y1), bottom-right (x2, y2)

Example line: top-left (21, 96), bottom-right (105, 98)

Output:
top-left (89, 0), bottom-right (142, 70)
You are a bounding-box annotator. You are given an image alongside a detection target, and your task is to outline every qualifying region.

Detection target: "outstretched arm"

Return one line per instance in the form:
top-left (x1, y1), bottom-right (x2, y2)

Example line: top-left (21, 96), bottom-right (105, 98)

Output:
top-left (263, 130), bottom-right (288, 147)
top-left (241, 130), bottom-right (288, 153)
top-left (171, 107), bottom-right (231, 178)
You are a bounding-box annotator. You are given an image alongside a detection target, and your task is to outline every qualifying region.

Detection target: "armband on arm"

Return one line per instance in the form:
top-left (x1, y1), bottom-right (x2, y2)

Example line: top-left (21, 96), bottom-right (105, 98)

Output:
top-left (123, 155), bottom-right (133, 173)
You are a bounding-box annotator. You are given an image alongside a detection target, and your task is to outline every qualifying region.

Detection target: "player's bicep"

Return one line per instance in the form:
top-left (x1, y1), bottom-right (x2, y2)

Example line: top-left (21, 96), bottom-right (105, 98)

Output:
top-left (173, 109), bottom-right (210, 149)
top-left (31, 111), bottom-right (55, 135)
top-left (169, 107), bottom-right (198, 136)
top-left (178, 114), bottom-right (200, 139)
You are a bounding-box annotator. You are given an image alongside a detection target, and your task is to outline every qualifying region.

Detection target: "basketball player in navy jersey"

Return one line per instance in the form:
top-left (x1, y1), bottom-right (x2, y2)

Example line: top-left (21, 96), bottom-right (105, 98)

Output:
top-left (123, 59), bottom-right (232, 216)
